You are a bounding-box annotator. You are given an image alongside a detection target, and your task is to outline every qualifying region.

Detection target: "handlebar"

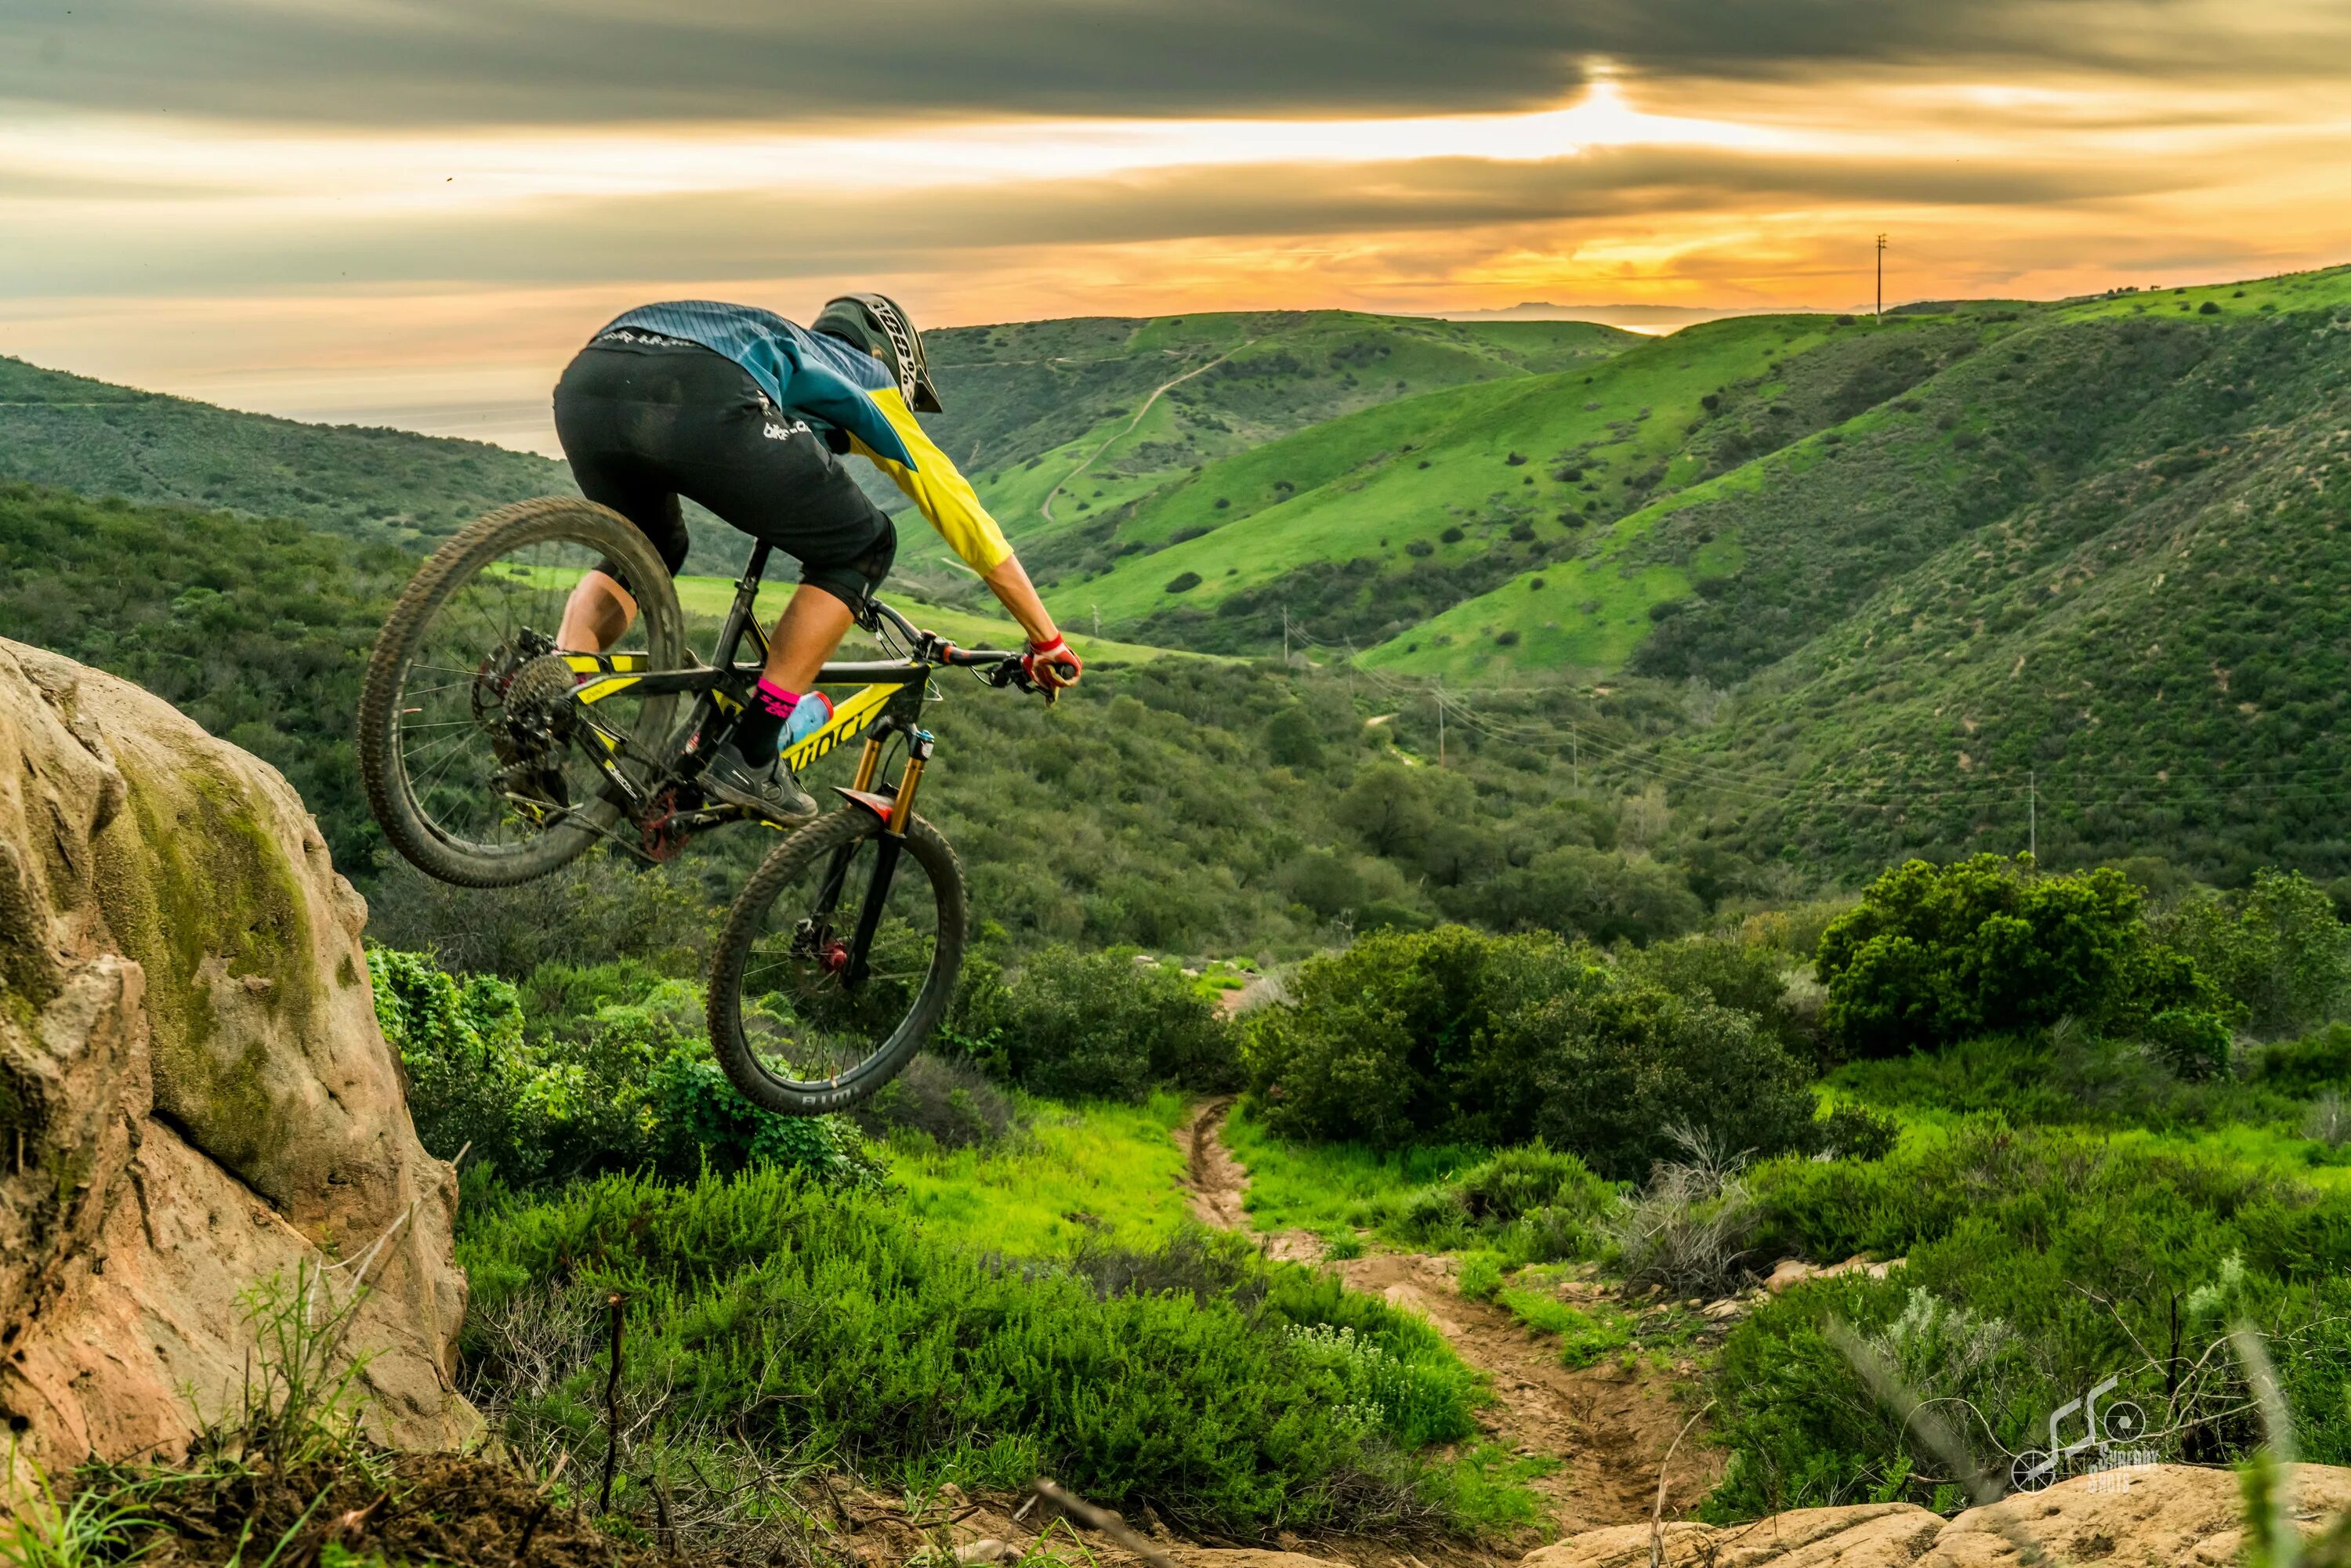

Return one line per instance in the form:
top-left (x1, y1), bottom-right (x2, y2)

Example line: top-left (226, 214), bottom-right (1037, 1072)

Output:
top-left (861, 596), bottom-right (1071, 699)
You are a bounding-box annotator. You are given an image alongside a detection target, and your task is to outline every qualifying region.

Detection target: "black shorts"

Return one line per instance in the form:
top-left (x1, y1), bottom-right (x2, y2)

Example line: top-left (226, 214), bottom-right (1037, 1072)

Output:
top-left (552, 339), bottom-right (897, 609)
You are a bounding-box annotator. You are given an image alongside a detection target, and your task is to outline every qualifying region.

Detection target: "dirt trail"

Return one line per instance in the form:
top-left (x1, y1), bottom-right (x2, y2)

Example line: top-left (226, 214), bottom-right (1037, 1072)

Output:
top-left (1178, 1101), bottom-right (1723, 1537)
top-left (1038, 341), bottom-right (1258, 524)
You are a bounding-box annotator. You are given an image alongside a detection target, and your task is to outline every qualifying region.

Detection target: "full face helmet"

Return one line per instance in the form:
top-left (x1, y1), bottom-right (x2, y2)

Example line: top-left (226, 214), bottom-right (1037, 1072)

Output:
top-left (817, 292), bottom-right (943, 413)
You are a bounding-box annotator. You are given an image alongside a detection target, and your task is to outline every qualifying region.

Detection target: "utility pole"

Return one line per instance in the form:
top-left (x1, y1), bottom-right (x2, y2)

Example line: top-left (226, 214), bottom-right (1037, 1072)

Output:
top-left (1091, 603), bottom-right (1101, 639)
top-left (2028, 768), bottom-right (2038, 860)
top-left (1436, 682), bottom-right (1446, 768)
top-left (1281, 606), bottom-right (1290, 668)
top-left (1876, 234), bottom-right (1888, 321)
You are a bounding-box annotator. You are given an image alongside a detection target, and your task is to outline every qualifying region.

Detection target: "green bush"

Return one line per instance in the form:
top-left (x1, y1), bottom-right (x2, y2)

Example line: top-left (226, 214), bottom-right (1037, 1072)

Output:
top-left (2250, 1021), bottom-right (2351, 1095)
top-left (371, 949), bottom-right (872, 1192)
top-left (1809, 1102), bottom-right (1899, 1161)
top-left (1517, 985), bottom-right (1818, 1181)
top-left (1706, 1121), bottom-right (2351, 1519)
top-left (1816, 856), bottom-right (2222, 1057)
top-left (1621, 935), bottom-right (1810, 1051)
top-left (1241, 926), bottom-right (1605, 1148)
top-left (961, 945), bottom-right (1238, 1102)
top-left (1242, 926), bottom-right (1815, 1179)
top-left (2156, 869), bottom-right (2351, 1039)
top-left (461, 1167), bottom-right (1491, 1537)
top-left (369, 948), bottom-right (536, 1175)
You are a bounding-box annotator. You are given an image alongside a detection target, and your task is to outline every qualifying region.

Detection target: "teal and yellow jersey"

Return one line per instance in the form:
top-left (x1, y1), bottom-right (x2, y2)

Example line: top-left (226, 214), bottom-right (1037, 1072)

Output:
top-left (593, 301), bottom-right (1012, 573)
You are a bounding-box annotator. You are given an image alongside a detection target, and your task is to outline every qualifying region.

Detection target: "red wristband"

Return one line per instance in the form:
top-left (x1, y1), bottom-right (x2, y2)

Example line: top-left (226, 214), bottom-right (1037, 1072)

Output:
top-left (1030, 634), bottom-right (1069, 656)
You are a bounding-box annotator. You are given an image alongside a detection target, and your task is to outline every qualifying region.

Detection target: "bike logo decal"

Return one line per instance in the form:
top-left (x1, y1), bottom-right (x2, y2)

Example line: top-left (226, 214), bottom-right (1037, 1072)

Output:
top-left (567, 651), bottom-right (650, 707)
top-left (781, 681), bottom-right (896, 770)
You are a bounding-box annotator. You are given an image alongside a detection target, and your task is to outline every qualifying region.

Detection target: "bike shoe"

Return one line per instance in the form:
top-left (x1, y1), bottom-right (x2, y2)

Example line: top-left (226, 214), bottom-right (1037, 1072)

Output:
top-left (703, 737), bottom-right (819, 826)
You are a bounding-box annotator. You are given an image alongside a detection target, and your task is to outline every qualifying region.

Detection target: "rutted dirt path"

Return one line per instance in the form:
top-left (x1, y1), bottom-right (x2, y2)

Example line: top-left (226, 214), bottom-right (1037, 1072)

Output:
top-left (1038, 341), bottom-right (1259, 524)
top-left (1179, 1100), bottom-right (1723, 1537)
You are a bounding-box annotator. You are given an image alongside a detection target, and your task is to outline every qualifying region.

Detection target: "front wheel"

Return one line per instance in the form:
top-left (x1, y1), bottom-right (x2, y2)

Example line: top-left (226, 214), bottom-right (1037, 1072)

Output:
top-left (708, 807), bottom-right (969, 1115)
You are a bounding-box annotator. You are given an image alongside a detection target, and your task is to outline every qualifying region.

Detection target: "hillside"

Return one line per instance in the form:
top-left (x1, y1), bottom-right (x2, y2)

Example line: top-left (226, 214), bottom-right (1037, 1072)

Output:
top-left (924, 311), bottom-right (1636, 543)
top-left (1041, 312), bottom-right (1980, 654)
top-left (0, 353), bottom-right (572, 548)
top-left (1367, 267), bottom-right (2351, 682)
top-left (1349, 266), bottom-right (2351, 882)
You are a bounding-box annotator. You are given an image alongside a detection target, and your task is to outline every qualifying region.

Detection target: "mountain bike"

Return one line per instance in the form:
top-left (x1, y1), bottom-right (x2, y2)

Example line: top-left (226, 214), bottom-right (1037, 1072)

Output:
top-left (357, 496), bottom-right (1052, 1114)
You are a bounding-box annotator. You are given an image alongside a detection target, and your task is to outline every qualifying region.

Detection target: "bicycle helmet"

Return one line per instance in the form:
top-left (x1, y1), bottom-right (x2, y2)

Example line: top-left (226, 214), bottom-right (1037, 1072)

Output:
top-left (815, 292), bottom-right (944, 413)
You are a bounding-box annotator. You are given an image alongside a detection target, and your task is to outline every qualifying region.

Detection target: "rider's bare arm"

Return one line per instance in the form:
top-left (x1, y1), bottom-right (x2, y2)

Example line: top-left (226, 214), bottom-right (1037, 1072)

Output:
top-left (981, 554), bottom-right (1060, 646)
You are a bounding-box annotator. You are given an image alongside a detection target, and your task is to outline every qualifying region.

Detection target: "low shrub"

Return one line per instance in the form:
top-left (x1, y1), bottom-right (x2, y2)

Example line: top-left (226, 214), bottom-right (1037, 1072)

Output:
top-left (960, 945), bottom-right (1239, 1102)
top-left (372, 950), bottom-right (873, 1192)
top-left (850, 1052), bottom-right (1019, 1149)
top-left (1816, 856), bottom-right (2226, 1058)
top-left (1605, 1128), bottom-right (1759, 1297)
top-left (461, 1167), bottom-right (1491, 1537)
top-left (1706, 1121), bottom-right (2351, 1519)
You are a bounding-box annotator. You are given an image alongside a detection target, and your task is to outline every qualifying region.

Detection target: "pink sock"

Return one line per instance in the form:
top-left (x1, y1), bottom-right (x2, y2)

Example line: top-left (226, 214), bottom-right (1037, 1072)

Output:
top-left (755, 678), bottom-right (800, 720)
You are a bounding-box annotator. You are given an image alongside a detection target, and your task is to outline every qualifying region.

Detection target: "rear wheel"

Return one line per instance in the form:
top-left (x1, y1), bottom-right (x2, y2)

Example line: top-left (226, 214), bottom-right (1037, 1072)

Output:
top-left (358, 498), bottom-right (687, 887)
top-left (708, 806), bottom-right (968, 1115)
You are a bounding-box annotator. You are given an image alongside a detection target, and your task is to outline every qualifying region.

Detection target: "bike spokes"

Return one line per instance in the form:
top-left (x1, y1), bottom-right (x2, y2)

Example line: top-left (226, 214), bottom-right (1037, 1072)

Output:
top-left (391, 538), bottom-right (661, 858)
top-left (734, 830), bottom-right (944, 1086)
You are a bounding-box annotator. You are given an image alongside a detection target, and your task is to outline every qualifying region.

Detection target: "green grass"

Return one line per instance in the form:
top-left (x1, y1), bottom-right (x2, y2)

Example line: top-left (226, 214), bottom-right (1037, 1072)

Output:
top-left (1494, 1288), bottom-right (1636, 1369)
top-left (1221, 1099), bottom-right (1487, 1235)
top-left (881, 1091), bottom-right (1193, 1253)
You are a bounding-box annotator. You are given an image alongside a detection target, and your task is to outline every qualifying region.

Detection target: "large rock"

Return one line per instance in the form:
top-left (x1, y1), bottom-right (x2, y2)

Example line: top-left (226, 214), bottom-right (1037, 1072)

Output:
top-left (0, 638), bottom-right (471, 1474)
top-left (1524, 1464), bottom-right (2351, 1566)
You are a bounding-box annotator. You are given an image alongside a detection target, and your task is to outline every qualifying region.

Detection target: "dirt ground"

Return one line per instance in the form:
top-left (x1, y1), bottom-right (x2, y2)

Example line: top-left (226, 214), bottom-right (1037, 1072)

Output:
top-left (1176, 1100), bottom-right (1724, 1538)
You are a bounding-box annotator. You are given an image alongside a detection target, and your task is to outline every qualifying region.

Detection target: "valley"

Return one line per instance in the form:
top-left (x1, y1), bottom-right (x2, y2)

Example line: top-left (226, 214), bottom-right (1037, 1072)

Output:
top-left (4, 263), bottom-right (2350, 1567)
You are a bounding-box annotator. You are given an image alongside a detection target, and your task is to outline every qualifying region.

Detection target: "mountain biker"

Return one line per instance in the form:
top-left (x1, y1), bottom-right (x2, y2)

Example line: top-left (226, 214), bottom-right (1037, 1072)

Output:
top-left (550, 294), bottom-right (1081, 824)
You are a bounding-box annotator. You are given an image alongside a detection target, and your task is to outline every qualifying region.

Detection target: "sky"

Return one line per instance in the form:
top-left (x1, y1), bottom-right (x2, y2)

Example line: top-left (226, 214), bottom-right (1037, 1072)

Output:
top-left (2, 0), bottom-right (2348, 454)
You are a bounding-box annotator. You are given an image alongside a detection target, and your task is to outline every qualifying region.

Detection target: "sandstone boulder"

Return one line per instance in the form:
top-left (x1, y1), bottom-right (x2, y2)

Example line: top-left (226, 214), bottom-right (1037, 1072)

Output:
top-left (1525, 1464), bottom-right (2351, 1566)
top-left (0, 638), bottom-right (472, 1475)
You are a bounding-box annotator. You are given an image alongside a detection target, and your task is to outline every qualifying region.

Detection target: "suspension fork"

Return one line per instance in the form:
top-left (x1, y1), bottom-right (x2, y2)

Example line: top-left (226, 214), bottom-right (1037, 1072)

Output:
top-left (843, 727), bottom-right (934, 988)
top-left (806, 723), bottom-right (893, 926)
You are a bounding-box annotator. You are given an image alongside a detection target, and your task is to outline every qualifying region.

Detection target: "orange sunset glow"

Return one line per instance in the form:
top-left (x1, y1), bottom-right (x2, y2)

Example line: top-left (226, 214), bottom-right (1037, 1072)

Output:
top-left (2, 0), bottom-right (2347, 452)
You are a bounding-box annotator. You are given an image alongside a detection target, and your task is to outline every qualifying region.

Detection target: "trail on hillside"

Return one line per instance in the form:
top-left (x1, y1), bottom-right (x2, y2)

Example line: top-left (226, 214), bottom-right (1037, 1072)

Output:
top-left (1179, 1101), bottom-right (1723, 1537)
top-left (1039, 342), bottom-right (1258, 524)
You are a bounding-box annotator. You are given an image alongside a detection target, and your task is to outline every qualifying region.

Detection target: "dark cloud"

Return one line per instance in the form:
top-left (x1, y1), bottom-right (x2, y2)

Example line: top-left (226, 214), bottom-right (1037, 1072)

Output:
top-left (2, 0), bottom-right (2331, 126)
top-left (0, 144), bottom-right (2200, 298)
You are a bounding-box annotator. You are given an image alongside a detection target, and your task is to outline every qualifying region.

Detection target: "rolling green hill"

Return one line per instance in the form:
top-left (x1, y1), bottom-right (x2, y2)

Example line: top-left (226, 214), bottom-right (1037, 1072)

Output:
top-left (0, 353), bottom-right (572, 548)
top-left (923, 311), bottom-right (1636, 543)
top-left (1340, 265), bottom-right (2351, 882)
top-left (1043, 310), bottom-right (1979, 654)
top-left (1364, 268), bottom-right (2351, 683)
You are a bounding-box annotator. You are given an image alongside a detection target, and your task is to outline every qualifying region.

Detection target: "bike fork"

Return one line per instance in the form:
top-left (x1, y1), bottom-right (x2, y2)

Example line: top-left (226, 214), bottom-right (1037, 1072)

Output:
top-left (839, 728), bottom-right (933, 989)
top-left (807, 730), bottom-right (891, 920)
